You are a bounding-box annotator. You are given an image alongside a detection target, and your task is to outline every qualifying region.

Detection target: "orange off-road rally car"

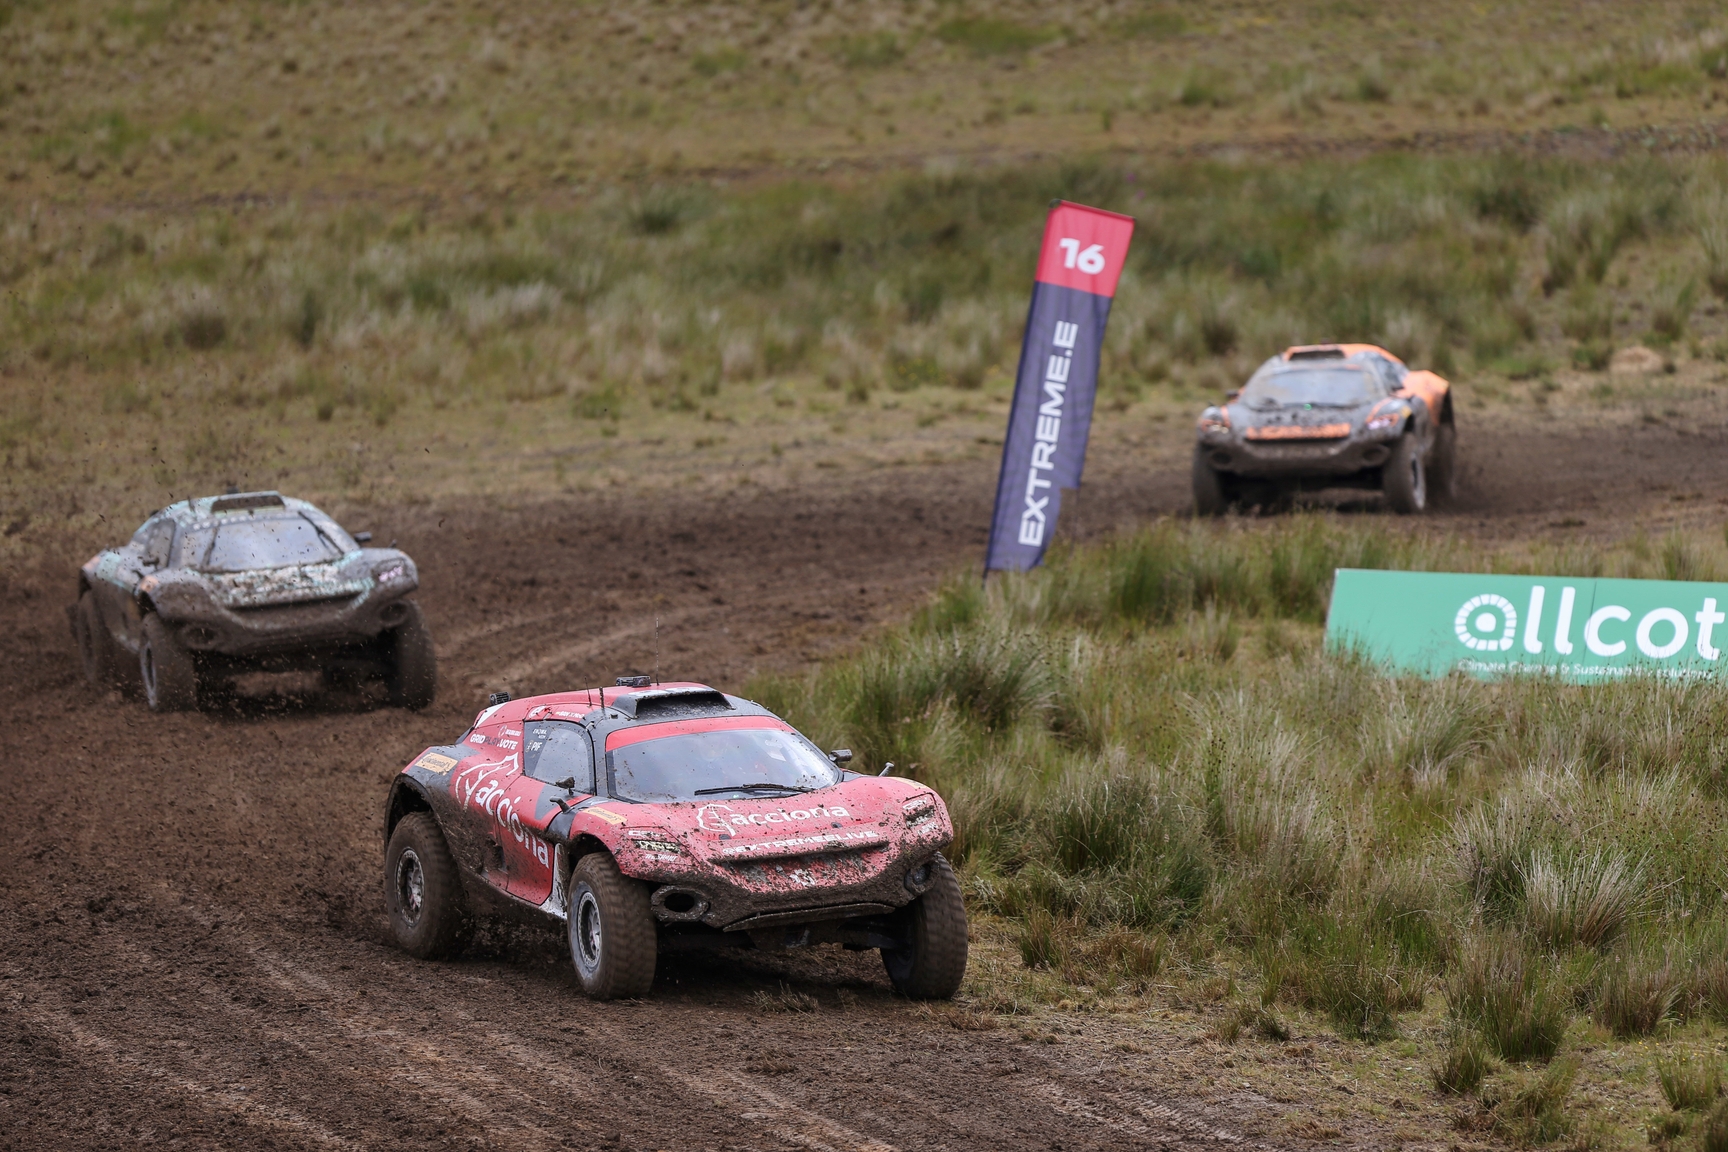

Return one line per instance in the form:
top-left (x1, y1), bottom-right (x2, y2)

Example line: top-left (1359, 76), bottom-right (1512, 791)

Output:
top-left (1192, 344), bottom-right (1456, 514)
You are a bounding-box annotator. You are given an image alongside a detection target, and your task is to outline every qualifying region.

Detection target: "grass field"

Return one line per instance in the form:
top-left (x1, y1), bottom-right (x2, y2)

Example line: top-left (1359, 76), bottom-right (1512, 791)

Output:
top-left (752, 517), bottom-right (1728, 1148)
top-left (8, 147), bottom-right (1728, 559)
top-left (4, 0), bottom-right (1727, 195)
top-left (7, 1), bottom-right (1728, 547)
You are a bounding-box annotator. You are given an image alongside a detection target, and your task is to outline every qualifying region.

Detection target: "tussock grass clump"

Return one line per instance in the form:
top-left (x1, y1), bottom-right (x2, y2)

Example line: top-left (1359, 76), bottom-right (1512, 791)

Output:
top-left (837, 627), bottom-right (1051, 771)
top-left (1433, 1027), bottom-right (1496, 1094)
top-left (1454, 798), bottom-right (1541, 914)
top-left (1706, 1098), bottom-right (1728, 1152)
top-left (1214, 1000), bottom-right (1290, 1044)
top-left (1519, 848), bottom-right (1643, 950)
top-left (1657, 1053), bottom-right (1724, 1111)
top-left (1445, 933), bottom-right (1567, 1062)
top-left (1014, 908), bottom-right (1167, 990)
top-left (1275, 917), bottom-right (1425, 1039)
top-left (1484, 1055), bottom-right (1581, 1146)
top-left (1595, 950), bottom-right (1684, 1036)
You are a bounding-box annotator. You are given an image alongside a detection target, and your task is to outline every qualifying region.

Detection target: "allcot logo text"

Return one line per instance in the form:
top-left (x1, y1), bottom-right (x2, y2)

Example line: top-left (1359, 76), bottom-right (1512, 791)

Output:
top-left (1455, 586), bottom-right (1727, 661)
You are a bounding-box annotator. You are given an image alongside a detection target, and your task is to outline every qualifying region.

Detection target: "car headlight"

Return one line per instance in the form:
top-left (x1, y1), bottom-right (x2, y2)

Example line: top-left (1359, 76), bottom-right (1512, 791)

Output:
top-left (373, 561), bottom-right (409, 584)
top-left (902, 796), bottom-right (937, 826)
top-left (1364, 402), bottom-right (1408, 432)
top-left (626, 829), bottom-right (683, 854)
top-left (1197, 407), bottom-right (1231, 435)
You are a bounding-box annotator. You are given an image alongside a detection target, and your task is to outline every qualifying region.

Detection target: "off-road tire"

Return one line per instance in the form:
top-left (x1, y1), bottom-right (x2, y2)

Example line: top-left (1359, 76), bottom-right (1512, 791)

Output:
top-left (1192, 447), bottom-right (1231, 517)
top-left (383, 601), bottom-right (437, 710)
top-left (568, 853), bottom-right (658, 1000)
top-left (72, 591), bottom-right (115, 687)
top-left (384, 812), bottom-right (471, 960)
top-left (140, 613), bottom-right (198, 712)
top-left (881, 854), bottom-right (969, 1000)
top-left (1382, 434), bottom-right (1427, 514)
top-left (1428, 423), bottom-right (1458, 506)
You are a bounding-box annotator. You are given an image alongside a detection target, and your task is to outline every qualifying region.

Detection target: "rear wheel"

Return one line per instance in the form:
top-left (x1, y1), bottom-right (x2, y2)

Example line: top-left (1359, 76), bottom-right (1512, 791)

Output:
top-left (384, 601), bottom-right (437, 710)
top-left (1192, 447), bottom-right (1231, 516)
top-left (1382, 435), bottom-right (1427, 514)
top-left (385, 812), bottom-right (471, 960)
top-left (1428, 423), bottom-right (1458, 505)
top-left (568, 853), bottom-right (658, 1000)
top-left (881, 855), bottom-right (969, 1000)
top-left (140, 613), bottom-right (198, 712)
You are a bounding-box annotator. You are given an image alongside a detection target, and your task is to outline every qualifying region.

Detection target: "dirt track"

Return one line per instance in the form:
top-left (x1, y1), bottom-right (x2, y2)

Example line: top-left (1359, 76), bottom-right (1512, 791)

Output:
top-left (5, 409), bottom-right (1728, 1152)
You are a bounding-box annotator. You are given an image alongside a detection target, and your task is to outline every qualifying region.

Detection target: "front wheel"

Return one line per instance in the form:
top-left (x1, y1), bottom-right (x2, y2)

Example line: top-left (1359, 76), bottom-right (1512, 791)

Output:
top-left (1428, 423), bottom-right (1458, 506)
top-left (1192, 447), bottom-right (1231, 516)
top-left (881, 855), bottom-right (969, 999)
top-left (140, 614), bottom-right (198, 712)
top-left (72, 591), bottom-right (116, 687)
top-left (384, 601), bottom-right (437, 710)
top-left (384, 812), bottom-right (471, 959)
top-left (568, 853), bottom-right (658, 1000)
top-left (1382, 435), bottom-right (1427, 514)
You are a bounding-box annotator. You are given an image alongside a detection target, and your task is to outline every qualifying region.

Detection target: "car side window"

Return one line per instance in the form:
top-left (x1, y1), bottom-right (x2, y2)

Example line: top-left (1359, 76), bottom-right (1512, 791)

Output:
top-left (523, 721), bottom-right (594, 790)
top-left (141, 520), bottom-right (175, 568)
top-left (1374, 357), bottom-right (1407, 392)
top-left (175, 527), bottom-right (213, 569)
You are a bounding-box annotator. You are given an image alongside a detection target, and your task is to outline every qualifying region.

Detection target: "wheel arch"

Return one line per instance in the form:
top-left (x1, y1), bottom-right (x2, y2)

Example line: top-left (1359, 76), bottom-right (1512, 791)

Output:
top-left (558, 833), bottom-right (612, 892)
top-left (384, 778), bottom-right (435, 845)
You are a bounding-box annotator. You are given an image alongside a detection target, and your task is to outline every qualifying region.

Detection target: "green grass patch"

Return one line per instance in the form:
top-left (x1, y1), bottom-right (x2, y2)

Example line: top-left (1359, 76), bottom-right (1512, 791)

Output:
top-left (935, 18), bottom-right (1057, 56)
top-left (752, 515), bottom-right (1728, 1053)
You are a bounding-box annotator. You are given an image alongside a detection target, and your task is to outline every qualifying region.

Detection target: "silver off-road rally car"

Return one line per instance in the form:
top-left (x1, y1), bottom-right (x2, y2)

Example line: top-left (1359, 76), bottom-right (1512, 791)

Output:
top-left (69, 491), bottom-right (435, 712)
top-left (1192, 343), bottom-right (1457, 515)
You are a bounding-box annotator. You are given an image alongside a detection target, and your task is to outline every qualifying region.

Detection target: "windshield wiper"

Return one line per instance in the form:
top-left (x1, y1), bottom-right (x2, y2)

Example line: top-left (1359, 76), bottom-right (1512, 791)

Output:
top-left (693, 782), bottom-right (815, 796)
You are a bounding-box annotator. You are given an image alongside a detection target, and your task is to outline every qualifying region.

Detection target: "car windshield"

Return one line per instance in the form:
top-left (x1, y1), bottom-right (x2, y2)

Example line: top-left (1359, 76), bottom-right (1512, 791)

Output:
top-left (610, 726), bottom-right (840, 803)
top-left (201, 516), bottom-right (347, 572)
top-left (1241, 366), bottom-right (1381, 409)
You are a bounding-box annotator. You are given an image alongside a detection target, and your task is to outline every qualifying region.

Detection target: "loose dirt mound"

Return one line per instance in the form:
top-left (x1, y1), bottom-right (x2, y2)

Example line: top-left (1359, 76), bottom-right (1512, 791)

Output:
top-left (3, 414), bottom-right (1725, 1150)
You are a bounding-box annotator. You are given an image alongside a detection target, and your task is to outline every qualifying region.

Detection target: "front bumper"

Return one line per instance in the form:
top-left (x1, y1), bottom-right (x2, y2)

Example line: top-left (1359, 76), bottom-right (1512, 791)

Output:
top-left (620, 827), bottom-right (950, 931)
top-left (1198, 432), bottom-right (1395, 479)
top-left (155, 587), bottom-right (415, 659)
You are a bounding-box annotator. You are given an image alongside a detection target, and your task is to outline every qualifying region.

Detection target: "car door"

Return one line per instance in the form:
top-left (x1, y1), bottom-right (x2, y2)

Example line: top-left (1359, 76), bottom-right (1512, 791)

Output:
top-left (97, 518), bottom-right (169, 654)
top-left (446, 722), bottom-right (521, 888)
top-left (504, 718), bottom-right (598, 905)
top-left (127, 518), bottom-right (177, 647)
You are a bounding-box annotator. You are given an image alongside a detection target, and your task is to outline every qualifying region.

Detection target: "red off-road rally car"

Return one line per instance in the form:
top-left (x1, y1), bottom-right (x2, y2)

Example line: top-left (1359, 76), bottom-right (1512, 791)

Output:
top-left (383, 680), bottom-right (968, 1000)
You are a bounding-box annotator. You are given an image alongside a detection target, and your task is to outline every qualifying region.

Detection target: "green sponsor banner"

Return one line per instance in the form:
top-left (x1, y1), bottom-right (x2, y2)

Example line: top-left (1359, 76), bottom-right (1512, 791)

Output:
top-left (1324, 568), bottom-right (1728, 680)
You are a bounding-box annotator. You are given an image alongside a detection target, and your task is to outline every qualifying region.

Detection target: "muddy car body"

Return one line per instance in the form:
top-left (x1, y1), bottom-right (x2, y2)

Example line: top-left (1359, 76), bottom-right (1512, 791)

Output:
top-left (1192, 344), bottom-right (1457, 514)
top-left (382, 681), bottom-right (968, 1000)
top-left (69, 491), bottom-right (435, 711)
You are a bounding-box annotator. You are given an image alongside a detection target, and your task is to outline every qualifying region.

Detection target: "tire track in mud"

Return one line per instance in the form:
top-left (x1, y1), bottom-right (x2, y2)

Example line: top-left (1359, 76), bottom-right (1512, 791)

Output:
top-left (5, 981), bottom-right (356, 1151)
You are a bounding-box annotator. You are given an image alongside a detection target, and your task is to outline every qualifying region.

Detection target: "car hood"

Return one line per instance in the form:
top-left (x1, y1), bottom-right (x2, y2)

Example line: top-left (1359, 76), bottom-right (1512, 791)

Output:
top-left (1238, 400), bottom-right (1368, 422)
top-left (203, 556), bottom-right (373, 610)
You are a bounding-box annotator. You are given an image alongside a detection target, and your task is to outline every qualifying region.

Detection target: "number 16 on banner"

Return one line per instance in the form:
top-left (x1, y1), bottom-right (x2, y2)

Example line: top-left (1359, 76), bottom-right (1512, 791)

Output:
top-left (984, 201), bottom-right (1135, 574)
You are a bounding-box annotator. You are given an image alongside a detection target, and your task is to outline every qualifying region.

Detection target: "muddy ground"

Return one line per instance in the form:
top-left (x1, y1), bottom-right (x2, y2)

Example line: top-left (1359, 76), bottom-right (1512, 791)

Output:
top-left (4, 409), bottom-right (1728, 1152)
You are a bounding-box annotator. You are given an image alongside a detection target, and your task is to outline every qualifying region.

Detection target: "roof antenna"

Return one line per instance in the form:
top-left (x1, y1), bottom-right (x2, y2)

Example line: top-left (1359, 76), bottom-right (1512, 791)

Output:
top-left (654, 615), bottom-right (661, 685)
